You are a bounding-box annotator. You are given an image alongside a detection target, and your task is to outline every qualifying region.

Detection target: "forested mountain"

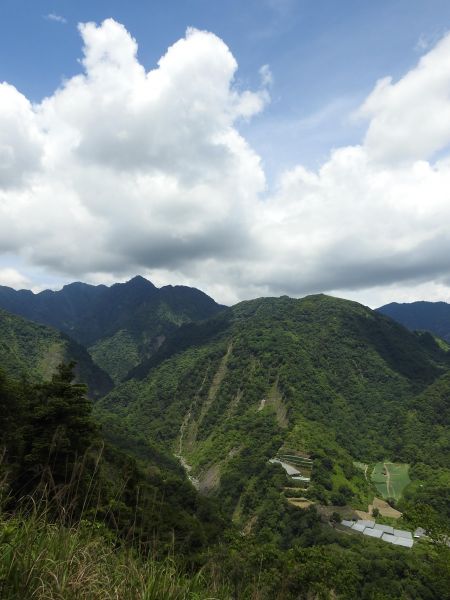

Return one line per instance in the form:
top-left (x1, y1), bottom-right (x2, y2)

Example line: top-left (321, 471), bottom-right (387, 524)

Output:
top-left (0, 308), bottom-right (112, 398)
top-left (377, 300), bottom-right (450, 342)
top-left (1, 291), bottom-right (450, 598)
top-left (0, 364), bottom-right (225, 564)
top-left (0, 276), bottom-right (225, 382)
top-left (99, 294), bottom-right (450, 522)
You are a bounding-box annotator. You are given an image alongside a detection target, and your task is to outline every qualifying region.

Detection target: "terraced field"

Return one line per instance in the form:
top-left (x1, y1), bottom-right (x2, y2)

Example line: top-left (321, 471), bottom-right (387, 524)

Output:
top-left (371, 463), bottom-right (410, 500)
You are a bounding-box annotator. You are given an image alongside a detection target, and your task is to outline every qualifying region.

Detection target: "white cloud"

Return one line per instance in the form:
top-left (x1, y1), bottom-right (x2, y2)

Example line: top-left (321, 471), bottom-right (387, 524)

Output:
top-left (359, 34), bottom-right (450, 163)
top-left (1, 19), bottom-right (450, 306)
top-left (45, 14), bottom-right (67, 24)
top-left (0, 20), bottom-right (268, 282)
top-left (0, 268), bottom-right (30, 289)
top-left (0, 84), bottom-right (43, 189)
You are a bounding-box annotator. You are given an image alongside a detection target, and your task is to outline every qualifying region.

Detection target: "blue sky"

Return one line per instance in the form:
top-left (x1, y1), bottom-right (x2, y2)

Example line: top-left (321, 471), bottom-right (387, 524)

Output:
top-left (2, 1), bottom-right (450, 305)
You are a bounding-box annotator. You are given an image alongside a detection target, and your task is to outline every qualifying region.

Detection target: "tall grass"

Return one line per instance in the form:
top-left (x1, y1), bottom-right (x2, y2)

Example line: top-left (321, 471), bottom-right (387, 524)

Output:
top-left (0, 444), bottom-right (231, 600)
top-left (0, 508), bottom-right (228, 599)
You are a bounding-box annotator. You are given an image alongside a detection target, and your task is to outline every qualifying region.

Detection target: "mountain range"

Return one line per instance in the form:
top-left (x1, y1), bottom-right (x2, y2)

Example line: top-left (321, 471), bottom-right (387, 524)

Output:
top-left (0, 278), bottom-right (449, 598)
top-left (377, 300), bottom-right (450, 343)
top-left (0, 276), bottom-right (224, 382)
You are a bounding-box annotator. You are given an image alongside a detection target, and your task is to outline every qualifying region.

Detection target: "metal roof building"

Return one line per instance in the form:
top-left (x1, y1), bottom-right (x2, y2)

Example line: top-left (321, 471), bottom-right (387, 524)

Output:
top-left (356, 519), bottom-right (375, 529)
top-left (341, 520), bottom-right (354, 528)
top-left (363, 528), bottom-right (383, 539)
top-left (394, 529), bottom-right (413, 540)
top-left (269, 458), bottom-right (300, 476)
top-left (382, 533), bottom-right (414, 548)
top-left (374, 524), bottom-right (394, 535)
top-left (339, 519), bottom-right (414, 548)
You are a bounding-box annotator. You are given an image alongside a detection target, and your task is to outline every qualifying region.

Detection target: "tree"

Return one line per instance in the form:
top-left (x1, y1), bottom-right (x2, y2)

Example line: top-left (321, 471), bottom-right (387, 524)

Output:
top-left (331, 511), bottom-right (342, 524)
top-left (20, 362), bottom-right (99, 509)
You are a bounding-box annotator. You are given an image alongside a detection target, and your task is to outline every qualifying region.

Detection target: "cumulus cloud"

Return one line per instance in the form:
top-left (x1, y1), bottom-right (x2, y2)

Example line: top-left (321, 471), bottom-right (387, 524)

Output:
top-left (0, 84), bottom-right (43, 188)
top-left (1, 20), bottom-right (450, 305)
top-left (0, 20), bottom-right (267, 283)
top-left (359, 34), bottom-right (450, 163)
top-left (241, 33), bottom-right (450, 302)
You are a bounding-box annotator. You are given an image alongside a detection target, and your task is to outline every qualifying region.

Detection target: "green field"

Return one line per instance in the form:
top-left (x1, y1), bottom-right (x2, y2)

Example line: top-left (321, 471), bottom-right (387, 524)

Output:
top-left (371, 462), bottom-right (410, 500)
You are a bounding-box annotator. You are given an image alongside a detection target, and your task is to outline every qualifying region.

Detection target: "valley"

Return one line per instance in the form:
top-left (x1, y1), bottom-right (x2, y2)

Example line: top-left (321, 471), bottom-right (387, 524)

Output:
top-left (0, 278), bottom-right (449, 599)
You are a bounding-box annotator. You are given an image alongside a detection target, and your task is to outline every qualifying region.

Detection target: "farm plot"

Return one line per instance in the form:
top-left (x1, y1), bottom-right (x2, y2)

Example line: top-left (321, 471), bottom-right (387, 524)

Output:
top-left (371, 463), bottom-right (410, 500)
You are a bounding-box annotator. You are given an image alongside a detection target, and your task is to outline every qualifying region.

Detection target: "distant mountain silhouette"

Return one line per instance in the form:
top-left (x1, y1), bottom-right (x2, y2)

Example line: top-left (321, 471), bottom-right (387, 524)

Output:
top-left (377, 301), bottom-right (450, 342)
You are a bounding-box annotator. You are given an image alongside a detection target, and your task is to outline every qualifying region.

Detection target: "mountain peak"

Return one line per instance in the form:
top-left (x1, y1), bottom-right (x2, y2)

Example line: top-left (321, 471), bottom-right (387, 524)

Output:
top-left (125, 275), bottom-right (157, 289)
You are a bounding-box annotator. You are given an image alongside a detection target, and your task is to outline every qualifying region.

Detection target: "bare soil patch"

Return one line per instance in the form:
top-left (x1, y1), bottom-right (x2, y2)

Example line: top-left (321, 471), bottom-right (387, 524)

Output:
top-left (369, 497), bottom-right (402, 519)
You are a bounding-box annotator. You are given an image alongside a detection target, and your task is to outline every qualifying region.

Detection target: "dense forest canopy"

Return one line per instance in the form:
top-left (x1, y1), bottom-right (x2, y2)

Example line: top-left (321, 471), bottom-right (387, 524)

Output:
top-left (0, 290), bottom-right (449, 599)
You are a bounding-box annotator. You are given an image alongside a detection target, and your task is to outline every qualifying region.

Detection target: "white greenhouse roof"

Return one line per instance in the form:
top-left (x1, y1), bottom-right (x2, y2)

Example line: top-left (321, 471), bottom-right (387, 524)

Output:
top-left (341, 520), bottom-right (354, 527)
top-left (382, 534), bottom-right (414, 547)
top-left (269, 458), bottom-right (300, 476)
top-left (394, 529), bottom-right (413, 539)
top-left (357, 519), bottom-right (375, 529)
top-left (363, 528), bottom-right (383, 538)
top-left (338, 520), bottom-right (414, 548)
top-left (374, 524), bottom-right (394, 535)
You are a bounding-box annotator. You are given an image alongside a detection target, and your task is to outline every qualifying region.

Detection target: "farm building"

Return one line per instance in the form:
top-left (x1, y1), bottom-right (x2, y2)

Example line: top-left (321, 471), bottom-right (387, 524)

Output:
top-left (373, 524), bottom-right (394, 535)
top-left (269, 450), bottom-right (313, 483)
top-left (414, 527), bottom-right (426, 538)
top-left (340, 520), bottom-right (414, 548)
top-left (357, 520), bottom-right (375, 528)
top-left (363, 528), bottom-right (383, 539)
top-left (382, 533), bottom-right (413, 548)
top-left (341, 520), bottom-right (355, 527)
top-left (269, 458), bottom-right (302, 477)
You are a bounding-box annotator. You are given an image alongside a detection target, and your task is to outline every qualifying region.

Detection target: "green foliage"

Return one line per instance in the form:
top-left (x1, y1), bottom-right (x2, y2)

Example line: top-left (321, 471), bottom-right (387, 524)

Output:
top-left (2, 293), bottom-right (450, 598)
top-left (0, 277), bottom-right (225, 383)
top-left (0, 510), bottom-right (228, 600)
top-left (100, 294), bottom-right (449, 522)
top-left (401, 463), bottom-right (450, 520)
top-left (18, 362), bottom-right (98, 499)
top-left (0, 308), bottom-right (113, 398)
top-left (90, 329), bottom-right (141, 383)
top-left (0, 365), bottom-right (225, 557)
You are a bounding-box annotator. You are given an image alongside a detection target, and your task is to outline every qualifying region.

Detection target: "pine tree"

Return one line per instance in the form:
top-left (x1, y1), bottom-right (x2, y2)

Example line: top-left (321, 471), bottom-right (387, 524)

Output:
top-left (20, 362), bottom-right (99, 509)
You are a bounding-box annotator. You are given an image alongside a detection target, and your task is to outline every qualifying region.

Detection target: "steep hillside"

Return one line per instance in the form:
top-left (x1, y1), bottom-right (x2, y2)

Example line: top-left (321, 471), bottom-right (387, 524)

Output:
top-left (0, 276), bottom-right (225, 382)
top-left (2, 295), bottom-right (450, 599)
top-left (377, 300), bottom-right (450, 342)
top-left (0, 308), bottom-right (112, 398)
top-left (98, 294), bottom-right (449, 524)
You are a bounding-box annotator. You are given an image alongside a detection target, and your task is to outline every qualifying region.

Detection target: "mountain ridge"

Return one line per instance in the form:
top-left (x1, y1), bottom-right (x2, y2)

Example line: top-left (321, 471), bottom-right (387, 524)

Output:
top-left (98, 293), bottom-right (450, 526)
top-left (377, 300), bottom-right (450, 342)
top-left (0, 276), bottom-right (226, 382)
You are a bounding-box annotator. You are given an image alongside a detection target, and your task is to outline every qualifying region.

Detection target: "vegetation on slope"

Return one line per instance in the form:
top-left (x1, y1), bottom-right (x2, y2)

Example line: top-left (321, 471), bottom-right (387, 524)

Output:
top-left (0, 365), bottom-right (225, 559)
top-left (99, 295), bottom-right (449, 524)
top-left (0, 277), bottom-right (225, 383)
top-left (0, 308), bottom-right (112, 398)
top-left (1, 305), bottom-right (450, 598)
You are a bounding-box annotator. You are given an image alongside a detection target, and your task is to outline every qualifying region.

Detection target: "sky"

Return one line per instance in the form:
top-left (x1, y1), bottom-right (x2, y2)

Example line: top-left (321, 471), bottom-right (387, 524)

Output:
top-left (1, 0), bottom-right (450, 306)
